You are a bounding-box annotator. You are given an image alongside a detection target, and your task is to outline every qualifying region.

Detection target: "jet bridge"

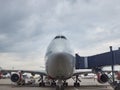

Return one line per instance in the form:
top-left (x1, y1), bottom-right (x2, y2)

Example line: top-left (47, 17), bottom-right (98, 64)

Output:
top-left (75, 49), bottom-right (120, 69)
top-left (75, 48), bottom-right (120, 90)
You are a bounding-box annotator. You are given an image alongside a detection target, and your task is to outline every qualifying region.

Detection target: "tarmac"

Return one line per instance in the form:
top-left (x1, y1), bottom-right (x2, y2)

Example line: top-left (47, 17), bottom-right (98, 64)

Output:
top-left (0, 78), bottom-right (113, 90)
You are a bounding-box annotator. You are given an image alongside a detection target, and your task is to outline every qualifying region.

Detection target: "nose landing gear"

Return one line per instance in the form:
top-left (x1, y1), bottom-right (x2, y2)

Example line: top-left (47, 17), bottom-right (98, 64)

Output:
top-left (56, 80), bottom-right (65, 90)
top-left (63, 81), bottom-right (68, 87)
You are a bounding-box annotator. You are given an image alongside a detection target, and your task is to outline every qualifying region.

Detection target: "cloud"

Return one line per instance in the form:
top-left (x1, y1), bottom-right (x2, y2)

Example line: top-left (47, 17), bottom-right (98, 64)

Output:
top-left (0, 0), bottom-right (120, 69)
top-left (0, 53), bottom-right (45, 70)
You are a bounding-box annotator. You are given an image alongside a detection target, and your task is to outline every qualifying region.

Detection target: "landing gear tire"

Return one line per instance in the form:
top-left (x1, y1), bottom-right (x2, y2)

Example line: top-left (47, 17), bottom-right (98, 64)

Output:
top-left (73, 75), bottom-right (81, 87)
top-left (74, 82), bottom-right (80, 87)
top-left (63, 82), bottom-right (68, 87)
top-left (38, 75), bottom-right (45, 87)
top-left (51, 82), bottom-right (56, 87)
top-left (39, 82), bottom-right (45, 87)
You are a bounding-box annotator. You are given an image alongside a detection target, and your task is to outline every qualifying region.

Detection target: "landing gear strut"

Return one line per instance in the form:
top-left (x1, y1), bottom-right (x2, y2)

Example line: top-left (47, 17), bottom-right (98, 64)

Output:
top-left (38, 75), bottom-right (45, 87)
top-left (73, 75), bottom-right (81, 87)
top-left (56, 80), bottom-right (64, 90)
top-left (63, 80), bottom-right (68, 87)
top-left (51, 80), bottom-right (56, 87)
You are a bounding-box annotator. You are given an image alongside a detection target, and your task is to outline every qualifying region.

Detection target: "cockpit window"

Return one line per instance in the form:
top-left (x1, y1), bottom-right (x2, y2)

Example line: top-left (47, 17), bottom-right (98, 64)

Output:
top-left (54, 35), bottom-right (67, 40)
top-left (54, 36), bottom-right (61, 39)
top-left (61, 36), bottom-right (67, 39)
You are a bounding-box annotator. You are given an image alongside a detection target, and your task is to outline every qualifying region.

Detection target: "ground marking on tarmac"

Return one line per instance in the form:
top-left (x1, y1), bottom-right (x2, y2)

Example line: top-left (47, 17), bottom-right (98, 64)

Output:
top-left (74, 87), bottom-right (79, 90)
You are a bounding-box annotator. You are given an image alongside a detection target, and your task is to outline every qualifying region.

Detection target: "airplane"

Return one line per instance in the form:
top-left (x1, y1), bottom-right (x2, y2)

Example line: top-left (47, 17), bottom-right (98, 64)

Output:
top-left (0, 35), bottom-right (120, 90)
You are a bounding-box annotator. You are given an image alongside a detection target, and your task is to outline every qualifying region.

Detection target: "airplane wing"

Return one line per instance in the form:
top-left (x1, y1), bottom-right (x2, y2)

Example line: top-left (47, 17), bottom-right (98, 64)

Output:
top-left (73, 69), bottom-right (92, 76)
top-left (73, 68), bottom-right (120, 77)
top-left (0, 69), bottom-right (47, 76)
top-left (75, 49), bottom-right (120, 69)
top-left (0, 69), bottom-right (47, 86)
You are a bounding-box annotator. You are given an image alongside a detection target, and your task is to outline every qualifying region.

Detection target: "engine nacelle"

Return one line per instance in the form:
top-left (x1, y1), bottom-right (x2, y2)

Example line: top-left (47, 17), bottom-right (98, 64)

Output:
top-left (97, 73), bottom-right (109, 84)
top-left (11, 72), bottom-right (25, 85)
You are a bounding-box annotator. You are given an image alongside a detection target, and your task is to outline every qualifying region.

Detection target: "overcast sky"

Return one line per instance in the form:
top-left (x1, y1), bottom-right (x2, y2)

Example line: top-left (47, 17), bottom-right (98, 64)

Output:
top-left (0, 0), bottom-right (120, 70)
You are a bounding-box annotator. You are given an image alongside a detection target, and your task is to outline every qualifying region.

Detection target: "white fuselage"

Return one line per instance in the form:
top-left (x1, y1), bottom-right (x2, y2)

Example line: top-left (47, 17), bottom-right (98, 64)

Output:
top-left (45, 37), bottom-right (75, 79)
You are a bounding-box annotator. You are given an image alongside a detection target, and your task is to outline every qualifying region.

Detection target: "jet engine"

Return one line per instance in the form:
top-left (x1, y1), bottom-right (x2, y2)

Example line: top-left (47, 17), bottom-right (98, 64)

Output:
top-left (97, 73), bottom-right (109, 84)
top-left (11, 72), bottom-right (25, 85)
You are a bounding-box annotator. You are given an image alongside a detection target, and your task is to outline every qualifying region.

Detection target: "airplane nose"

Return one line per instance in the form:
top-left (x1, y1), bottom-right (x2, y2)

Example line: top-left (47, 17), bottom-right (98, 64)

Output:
top-left (54, 53), bottom-right (68, 61)
top-left (46, 52), bottom-right (74, 79)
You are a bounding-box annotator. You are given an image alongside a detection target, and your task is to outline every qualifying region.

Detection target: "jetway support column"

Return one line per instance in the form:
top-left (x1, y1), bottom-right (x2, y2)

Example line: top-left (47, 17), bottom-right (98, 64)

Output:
top-left (110, 46), bottom-right (120, 90)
